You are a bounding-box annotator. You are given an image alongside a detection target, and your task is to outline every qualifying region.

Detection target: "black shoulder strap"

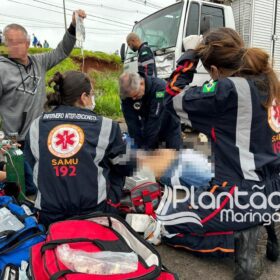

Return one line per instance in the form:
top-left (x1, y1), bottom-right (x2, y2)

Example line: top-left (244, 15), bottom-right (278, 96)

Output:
top-left (41, 238), bottom-right (101, 254)
top-left (50, 270), bottom-right (76, 280)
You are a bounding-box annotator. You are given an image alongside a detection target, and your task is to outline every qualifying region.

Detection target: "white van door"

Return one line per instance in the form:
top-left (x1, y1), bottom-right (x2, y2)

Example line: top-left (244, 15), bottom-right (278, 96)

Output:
top-left (182, 1), bottom-right (228, 85)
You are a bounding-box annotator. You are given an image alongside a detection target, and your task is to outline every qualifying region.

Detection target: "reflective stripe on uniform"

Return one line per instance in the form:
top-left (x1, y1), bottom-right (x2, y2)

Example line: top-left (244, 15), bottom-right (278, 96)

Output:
top-left (172, 89), bottom-right (192, 127)
top-left (29, 117), bottom-right (42, 209)
top-left (228, 77), bottom-right (260, 181)
top-left (138, 59), bottom-right (155, 66)
top-left (94, 117), bottom-right (113, 204)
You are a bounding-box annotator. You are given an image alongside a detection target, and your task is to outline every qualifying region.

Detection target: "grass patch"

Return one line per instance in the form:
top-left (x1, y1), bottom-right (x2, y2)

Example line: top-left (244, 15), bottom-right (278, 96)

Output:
top-left (90, 70), bottom-right (123, 119)
top-left (0, 46), bottom-right (51, 56)
top-left (28, 47), bottom-right (52, 54)
top-left (46, 58), bottom-right (80, 92)
top-left (0, 45), bottom-right (7, 56)
top-left (0, 46), bottom-right (122, 65)
top-left (71, 49), bottom-right (121, 65)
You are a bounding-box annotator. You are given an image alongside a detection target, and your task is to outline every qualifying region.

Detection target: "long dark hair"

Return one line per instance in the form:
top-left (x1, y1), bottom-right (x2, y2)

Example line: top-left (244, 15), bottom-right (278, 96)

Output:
top-left (47, 71), bottom-right (92, 107)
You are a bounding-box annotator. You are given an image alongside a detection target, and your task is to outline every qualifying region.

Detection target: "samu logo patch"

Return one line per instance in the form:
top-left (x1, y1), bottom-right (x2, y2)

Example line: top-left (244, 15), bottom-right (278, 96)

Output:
top-left (48, 124), bottom-right (85, 158)
top-left (268, 100), bottom-right (280, 133)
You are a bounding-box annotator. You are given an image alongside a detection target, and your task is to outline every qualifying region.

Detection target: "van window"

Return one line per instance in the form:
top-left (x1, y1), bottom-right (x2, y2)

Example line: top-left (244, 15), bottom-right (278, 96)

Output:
top-left (201, 5), bottom-right (224, 32)
top-left (126, 1), bottom-right (184, 60)
top-left (186, 2), bottom-right (200, 36)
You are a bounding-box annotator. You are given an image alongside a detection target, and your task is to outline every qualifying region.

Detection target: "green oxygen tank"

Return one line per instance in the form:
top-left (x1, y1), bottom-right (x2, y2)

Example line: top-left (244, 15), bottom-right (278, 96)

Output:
top-left (5, 145), bottom-right (26, 201)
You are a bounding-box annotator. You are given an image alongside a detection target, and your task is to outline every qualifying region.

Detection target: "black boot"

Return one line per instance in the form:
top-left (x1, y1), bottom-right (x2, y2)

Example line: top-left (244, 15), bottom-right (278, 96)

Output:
top-left (234, 226), bottom-right (267, 280)
top-left (266, 222), bottom-right (280, 261)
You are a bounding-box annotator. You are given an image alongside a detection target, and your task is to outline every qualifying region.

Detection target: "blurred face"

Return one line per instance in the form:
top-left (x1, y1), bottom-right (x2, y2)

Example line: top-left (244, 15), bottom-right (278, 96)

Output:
top-left (129, 79), bottom-right (145, 100)
top-left (82, 89), bottom-right (95, 111)
top-left (127, 39), bottom-right (138, 52)
top-left (4, 29), bottom-right (29, 61)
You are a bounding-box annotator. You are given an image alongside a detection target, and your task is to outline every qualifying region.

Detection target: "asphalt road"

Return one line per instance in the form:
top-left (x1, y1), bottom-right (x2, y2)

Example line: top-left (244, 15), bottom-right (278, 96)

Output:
top-left (156, 243), bottom-right (280, 280)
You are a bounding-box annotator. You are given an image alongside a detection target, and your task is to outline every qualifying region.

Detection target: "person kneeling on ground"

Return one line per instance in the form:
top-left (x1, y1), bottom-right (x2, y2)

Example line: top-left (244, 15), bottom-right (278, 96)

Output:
top-left (24, 71), bottom-right (136, 228)
top-left (119, 72), bottom-right (182, 150)
top-left (141, 28), bottom-right (280, 280)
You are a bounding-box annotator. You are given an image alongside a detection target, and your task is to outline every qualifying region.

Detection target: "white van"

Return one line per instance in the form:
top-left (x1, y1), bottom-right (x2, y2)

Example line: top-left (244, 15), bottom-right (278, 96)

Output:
top-left (121, 0), bottom-right (235, 84)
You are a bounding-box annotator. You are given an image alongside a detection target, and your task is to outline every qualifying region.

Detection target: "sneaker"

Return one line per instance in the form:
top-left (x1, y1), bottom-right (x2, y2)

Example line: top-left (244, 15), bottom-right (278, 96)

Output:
top-left (234, 225), bottom-right (267, 280)
top-left (144, 217), bottom-right (162, 245)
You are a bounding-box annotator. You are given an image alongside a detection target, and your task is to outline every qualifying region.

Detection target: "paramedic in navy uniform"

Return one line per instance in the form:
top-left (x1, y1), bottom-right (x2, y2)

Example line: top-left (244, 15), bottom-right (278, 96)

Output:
top-left (126, 32), bottom-right (157, 77)
top-left (24, 71), bottom-right (135, 227)
top-left (119, 72), bottom-right (182, 150)
top-left (143, 28), bottom-right (280, 280)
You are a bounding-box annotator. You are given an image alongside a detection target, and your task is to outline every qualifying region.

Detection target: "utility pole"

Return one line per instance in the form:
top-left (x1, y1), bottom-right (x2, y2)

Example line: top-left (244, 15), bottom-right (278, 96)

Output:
top-left (63, 0), bottom-right (67, 32)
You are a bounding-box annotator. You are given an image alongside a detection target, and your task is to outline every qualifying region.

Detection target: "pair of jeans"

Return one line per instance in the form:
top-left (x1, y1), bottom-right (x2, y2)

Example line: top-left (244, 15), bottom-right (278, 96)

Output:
top-left (159, 149), bottom-right (213, 189)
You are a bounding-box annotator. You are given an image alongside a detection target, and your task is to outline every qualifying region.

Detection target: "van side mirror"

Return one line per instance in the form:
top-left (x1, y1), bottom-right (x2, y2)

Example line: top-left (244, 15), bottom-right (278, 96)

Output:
top-left (200, 15), bottom-right (213, 35)
top-left (120, 43), bottom-right (126, 63)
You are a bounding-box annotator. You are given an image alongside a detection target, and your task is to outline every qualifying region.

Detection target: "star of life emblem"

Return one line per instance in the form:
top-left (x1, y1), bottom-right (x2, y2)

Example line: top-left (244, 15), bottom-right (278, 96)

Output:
top-left (268, 100), bottom-right (280, 133)
top-left (48, 124), bottom-right (85, 158)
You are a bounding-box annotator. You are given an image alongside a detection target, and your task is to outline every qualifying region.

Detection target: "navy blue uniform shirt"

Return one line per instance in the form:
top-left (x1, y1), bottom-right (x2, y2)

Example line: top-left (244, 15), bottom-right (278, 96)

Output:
top-left (24, 105), bottom-right (136, 215)
top-left (122, 76), bottom-right (182, 150)
top-left (138, 42), bottom-right (157, 77)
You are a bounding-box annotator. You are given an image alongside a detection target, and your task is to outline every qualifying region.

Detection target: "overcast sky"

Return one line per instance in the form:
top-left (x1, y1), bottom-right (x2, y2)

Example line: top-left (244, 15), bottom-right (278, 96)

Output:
top-left (1, 0), bottom-right (175, 53)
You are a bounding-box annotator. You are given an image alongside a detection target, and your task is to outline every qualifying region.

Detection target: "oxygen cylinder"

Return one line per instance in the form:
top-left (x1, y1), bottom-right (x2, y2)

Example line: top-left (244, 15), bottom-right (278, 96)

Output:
top-left (5, 144), bottom-right (26, 200)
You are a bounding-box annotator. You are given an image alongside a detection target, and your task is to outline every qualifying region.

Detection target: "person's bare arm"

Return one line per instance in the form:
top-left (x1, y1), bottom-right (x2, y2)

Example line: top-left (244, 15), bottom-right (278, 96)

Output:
top-left (0, 171), bottom-right (6, 182)
top-left (138, 149), bottom-right (177, 178)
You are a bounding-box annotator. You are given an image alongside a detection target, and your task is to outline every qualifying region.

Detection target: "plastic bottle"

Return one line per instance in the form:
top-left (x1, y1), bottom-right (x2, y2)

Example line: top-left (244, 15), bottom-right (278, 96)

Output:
top-left (75, 12), bottom-right (85, 72)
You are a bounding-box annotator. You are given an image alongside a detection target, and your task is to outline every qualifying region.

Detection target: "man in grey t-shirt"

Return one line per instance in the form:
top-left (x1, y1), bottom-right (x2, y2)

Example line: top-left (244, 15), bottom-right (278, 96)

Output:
top-left (0, 10), bottom-right (86, 143)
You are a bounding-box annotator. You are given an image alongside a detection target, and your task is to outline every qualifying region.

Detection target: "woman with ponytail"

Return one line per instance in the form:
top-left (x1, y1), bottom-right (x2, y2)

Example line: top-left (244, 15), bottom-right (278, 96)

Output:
top-left (155, 28), bottom-right (280, 279)
top-left (24, 70), bottom-right (135, 227)
top-left (45, 71), bottom-right (96, 110)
